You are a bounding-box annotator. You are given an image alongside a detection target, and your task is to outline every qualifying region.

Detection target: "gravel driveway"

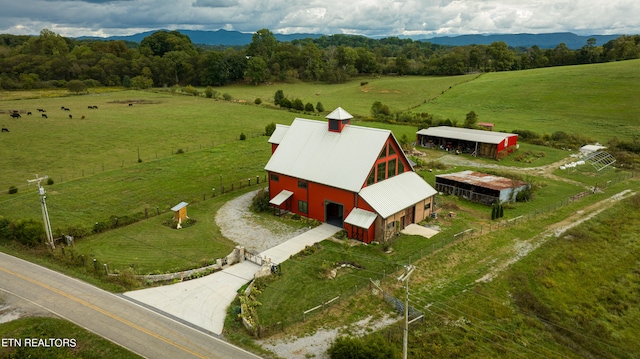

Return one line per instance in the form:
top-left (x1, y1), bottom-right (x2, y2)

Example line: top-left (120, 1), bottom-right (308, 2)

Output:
top-left (215, 190), bottom-right (309, 253)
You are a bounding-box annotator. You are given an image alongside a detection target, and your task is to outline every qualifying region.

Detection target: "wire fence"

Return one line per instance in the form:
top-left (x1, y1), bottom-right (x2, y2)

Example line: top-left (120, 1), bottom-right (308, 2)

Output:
top-left (45, 132), bottom-right (265, 185)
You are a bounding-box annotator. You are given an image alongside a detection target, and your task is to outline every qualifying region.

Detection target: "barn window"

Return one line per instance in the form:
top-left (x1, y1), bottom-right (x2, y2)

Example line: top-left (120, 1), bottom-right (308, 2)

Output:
top-left (298, 180), bottom-right (307, 189)
top-left (377, 162), bottom-right (386, 182)
top-left (387, 159), bottom-right (397, 178)
top-left (425, 202), bottom-right (431, 210)
top-left (389, 144), bottom-right (396, 155)
top-left (329, 120), bottom-right (339, 131)
top-left (298, 200), bottom-right (308, 214)
top-left (270, 174), bottom-right (279, 182)
top-left (398, 160), bottom-right (405, 173)
top-left (378, 145), bottom-right (387, 159)
top-left (367, 169), bottom-right (375, 186)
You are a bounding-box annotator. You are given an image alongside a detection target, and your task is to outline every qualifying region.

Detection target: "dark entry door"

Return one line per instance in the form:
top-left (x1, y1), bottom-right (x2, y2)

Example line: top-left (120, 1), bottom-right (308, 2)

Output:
top-left (325, 202), bottom-right (344, 227)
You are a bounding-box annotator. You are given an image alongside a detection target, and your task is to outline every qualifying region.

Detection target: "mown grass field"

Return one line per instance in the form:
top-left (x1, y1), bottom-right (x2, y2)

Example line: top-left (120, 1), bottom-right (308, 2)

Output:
top-left (415, 59), bottom-right (640, 141)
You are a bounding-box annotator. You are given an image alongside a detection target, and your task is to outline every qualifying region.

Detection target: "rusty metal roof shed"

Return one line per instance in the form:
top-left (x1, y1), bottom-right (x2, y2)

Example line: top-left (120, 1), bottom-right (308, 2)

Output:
top-left (435, 170), bottom-right (526, 191)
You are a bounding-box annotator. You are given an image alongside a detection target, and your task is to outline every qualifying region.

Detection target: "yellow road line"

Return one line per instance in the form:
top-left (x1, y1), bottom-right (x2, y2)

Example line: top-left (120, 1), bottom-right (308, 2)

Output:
top-left (0, 266), bottom-right (210, 359)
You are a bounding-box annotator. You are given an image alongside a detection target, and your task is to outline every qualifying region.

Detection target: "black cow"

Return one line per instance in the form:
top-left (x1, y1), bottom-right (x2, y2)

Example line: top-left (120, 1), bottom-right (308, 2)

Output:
top-left (42, 114), bottom-right (48, 118)
top-left (27, 112), bottom-right (32, 115)
top-left (64, 107), bottom-right (70, 111)
top-left (37, 108), bottom-right (45, 112)
top-left (1, 128), bottom-right (8, 132)
top-left (69, 114), bottom-right (73, 119)
top-left (128, 103), bottom-right (133, 106)
top-left (10, 113), bottom-right (20, 118)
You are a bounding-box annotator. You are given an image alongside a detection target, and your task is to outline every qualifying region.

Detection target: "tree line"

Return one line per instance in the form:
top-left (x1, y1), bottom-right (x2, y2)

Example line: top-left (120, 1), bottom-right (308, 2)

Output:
top-left (1, 28), bottom-right (639, 90)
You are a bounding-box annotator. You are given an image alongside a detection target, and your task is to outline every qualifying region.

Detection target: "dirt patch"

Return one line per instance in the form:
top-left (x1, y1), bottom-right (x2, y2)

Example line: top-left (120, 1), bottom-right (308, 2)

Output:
top-left (258, 314), bottom-right (399, 359)
top-left (0, 291), bottom-right (55, 324)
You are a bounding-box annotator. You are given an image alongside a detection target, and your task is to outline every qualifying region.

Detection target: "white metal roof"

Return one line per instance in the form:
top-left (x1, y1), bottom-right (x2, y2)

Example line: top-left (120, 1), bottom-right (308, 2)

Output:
top-left (359, 172), bottom-right (437, 219)
top-left (269, 190), bottom-right (293, 206)
top-left (344, 208), bottom-right (377, 229)
top-left (170, 202), bottom-right (188, 211)
top-left (264, 118), bottom-right (393, 192)
top-left (326, 107), bottom-right (353, 120)
top-left (268, 124), bottom-right (290, 144)
top-left (416, 126), bottom-right (516, 145)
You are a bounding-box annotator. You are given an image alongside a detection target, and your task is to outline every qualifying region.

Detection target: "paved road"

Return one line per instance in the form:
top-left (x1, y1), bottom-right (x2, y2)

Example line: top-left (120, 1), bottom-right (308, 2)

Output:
top-left (125, 223), bottom-right (342, 335)
top-left (0, 252), bottom-right (261, 359)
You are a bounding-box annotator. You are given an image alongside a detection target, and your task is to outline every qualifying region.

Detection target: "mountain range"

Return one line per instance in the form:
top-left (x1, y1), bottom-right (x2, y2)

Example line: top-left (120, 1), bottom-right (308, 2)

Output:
top-left (77, 30), bottom-right (621, 50)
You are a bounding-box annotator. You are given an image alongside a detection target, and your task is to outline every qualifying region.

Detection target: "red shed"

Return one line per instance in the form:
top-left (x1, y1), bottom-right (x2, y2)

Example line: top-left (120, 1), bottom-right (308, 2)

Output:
top-left (416, 126), bottom-right (518, 158)
top-left (265, 108), bottom-right (437, 243)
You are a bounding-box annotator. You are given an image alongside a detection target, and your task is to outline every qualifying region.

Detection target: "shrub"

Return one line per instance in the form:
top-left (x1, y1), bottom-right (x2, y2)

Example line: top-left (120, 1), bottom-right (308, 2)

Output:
top-left (304, 102), bottom-right (315, 112)
top-left (265, 122), bottom-right (276, 136)
top-left (175, 148), bottom-right (185, 154)
top-left (316, 102), bottom-right (325, 112)
top-left (239, 132), bottom-right (246, 141)
top-left (251, 189), bottom-right (271, 212)
top-left (254, 98), bottom-right (262, 105)
top-left (46, 177), bottom-right (54, 185)
top-left (8, 186), bottom-right (17, 194)
top-left (292, 98), bottom-right (304, 111)
top-left (222, 93), bottom-right (233, 101)
top-left (328, 334), bottom-right (398, 359)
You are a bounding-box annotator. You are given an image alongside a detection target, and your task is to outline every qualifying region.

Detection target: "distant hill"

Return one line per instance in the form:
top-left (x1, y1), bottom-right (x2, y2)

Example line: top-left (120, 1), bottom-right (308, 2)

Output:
top-left (77, 29), bottom-right (621, 50)
top-left (419, 32), bottom-right (620, 49)
top-left (77, 29), bottom-right (323, 46)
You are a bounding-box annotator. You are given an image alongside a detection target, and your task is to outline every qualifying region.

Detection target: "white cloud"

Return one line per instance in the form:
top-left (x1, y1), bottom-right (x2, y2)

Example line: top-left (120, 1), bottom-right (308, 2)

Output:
top-left (0, 0), bottom-right (638, 38)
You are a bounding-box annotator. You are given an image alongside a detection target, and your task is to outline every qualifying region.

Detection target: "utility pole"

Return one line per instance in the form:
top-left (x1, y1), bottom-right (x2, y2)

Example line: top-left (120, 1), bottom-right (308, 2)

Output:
top-left (398, 264), bottom-right (415, 359)
top-left (27, 174), bottom-right (54, 250)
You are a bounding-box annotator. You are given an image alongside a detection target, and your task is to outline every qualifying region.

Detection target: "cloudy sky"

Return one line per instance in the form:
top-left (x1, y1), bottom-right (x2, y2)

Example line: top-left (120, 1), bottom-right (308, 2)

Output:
top-left (0, 0), bottom-right (638, 38)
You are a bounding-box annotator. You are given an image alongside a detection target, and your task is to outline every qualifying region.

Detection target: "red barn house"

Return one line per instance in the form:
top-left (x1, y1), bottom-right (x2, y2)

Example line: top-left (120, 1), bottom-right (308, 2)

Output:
top-left (265, 108), bottom-right (437, 243)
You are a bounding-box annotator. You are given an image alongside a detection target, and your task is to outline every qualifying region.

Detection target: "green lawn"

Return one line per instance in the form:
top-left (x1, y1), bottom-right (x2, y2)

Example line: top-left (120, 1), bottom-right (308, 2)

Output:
top-left (415, 59), bottom-right (640, 142)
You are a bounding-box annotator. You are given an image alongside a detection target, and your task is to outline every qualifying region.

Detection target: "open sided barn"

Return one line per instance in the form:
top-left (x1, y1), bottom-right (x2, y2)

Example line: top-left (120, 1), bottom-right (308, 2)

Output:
top-left (417, 126), bottom-right (518, 158)
top-left (265, 108), bottom-right (437, 243)
top-left (435, 170), bottom-right (529, 205)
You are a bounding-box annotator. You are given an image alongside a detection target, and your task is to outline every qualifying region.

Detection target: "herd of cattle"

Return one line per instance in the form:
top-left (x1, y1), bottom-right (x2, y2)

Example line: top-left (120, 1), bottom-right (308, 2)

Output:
top-left (2, 104), bottom-right (107, 132)
top-left (2, 103), bottom-right (138, 133)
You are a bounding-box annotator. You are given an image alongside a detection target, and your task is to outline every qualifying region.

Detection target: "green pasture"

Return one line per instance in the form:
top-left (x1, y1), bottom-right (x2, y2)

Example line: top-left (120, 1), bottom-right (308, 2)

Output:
top-left (0, 90), bottom-right (295, 192)
top-left (0, 134), bottom-right (272, 228)
top-left (403, 193), bottom-right (640, 357)
top-left (216, 74), bottom-right (479, 116)
top-left (415, 59), bottom-right (640, 142)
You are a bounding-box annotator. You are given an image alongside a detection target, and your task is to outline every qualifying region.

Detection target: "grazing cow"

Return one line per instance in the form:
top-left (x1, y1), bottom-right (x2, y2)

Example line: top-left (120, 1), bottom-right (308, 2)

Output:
top-left (27, 112), bottom-right (32, 115)
top-left (64, 107), bottom-right (70, 111)
top-left (1, 128), bottom-right (8, 132)
top-left (37, 108), bottom-right (45, 112)
top-left (61, 106), bottom-right (65, 110)
top-left (42, 114), bottom-right (48, 118)
top-left (69, 114), bottom-right (73, 119)
top-left (128, 103), bottom-right (133, 106)
top-left (10, 113), bottom-right (20, 118)
top-left (88, 106), bottom-right (92, 109)
top-left (93, 106), bottom-right (98, 109)
top-left (81, 115), bottom-right (85, 119)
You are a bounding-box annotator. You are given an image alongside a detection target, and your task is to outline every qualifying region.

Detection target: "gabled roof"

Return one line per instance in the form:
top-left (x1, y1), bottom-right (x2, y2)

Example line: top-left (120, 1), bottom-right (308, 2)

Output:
top-left (359, 172), bottom-right (437, 219)
top-left (344, 208), bottom-right (377, 229)
top-left (265, 118), bottom-right (396, 192)
top-left (417, 126), bottom-right (517, 145)
top-left (268, 124), bottom-right (290, 145)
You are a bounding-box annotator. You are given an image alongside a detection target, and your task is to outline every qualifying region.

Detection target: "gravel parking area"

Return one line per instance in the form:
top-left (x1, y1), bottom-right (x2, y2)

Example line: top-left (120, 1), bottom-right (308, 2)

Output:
top-left (215, 190), bottom-right (309, 253)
